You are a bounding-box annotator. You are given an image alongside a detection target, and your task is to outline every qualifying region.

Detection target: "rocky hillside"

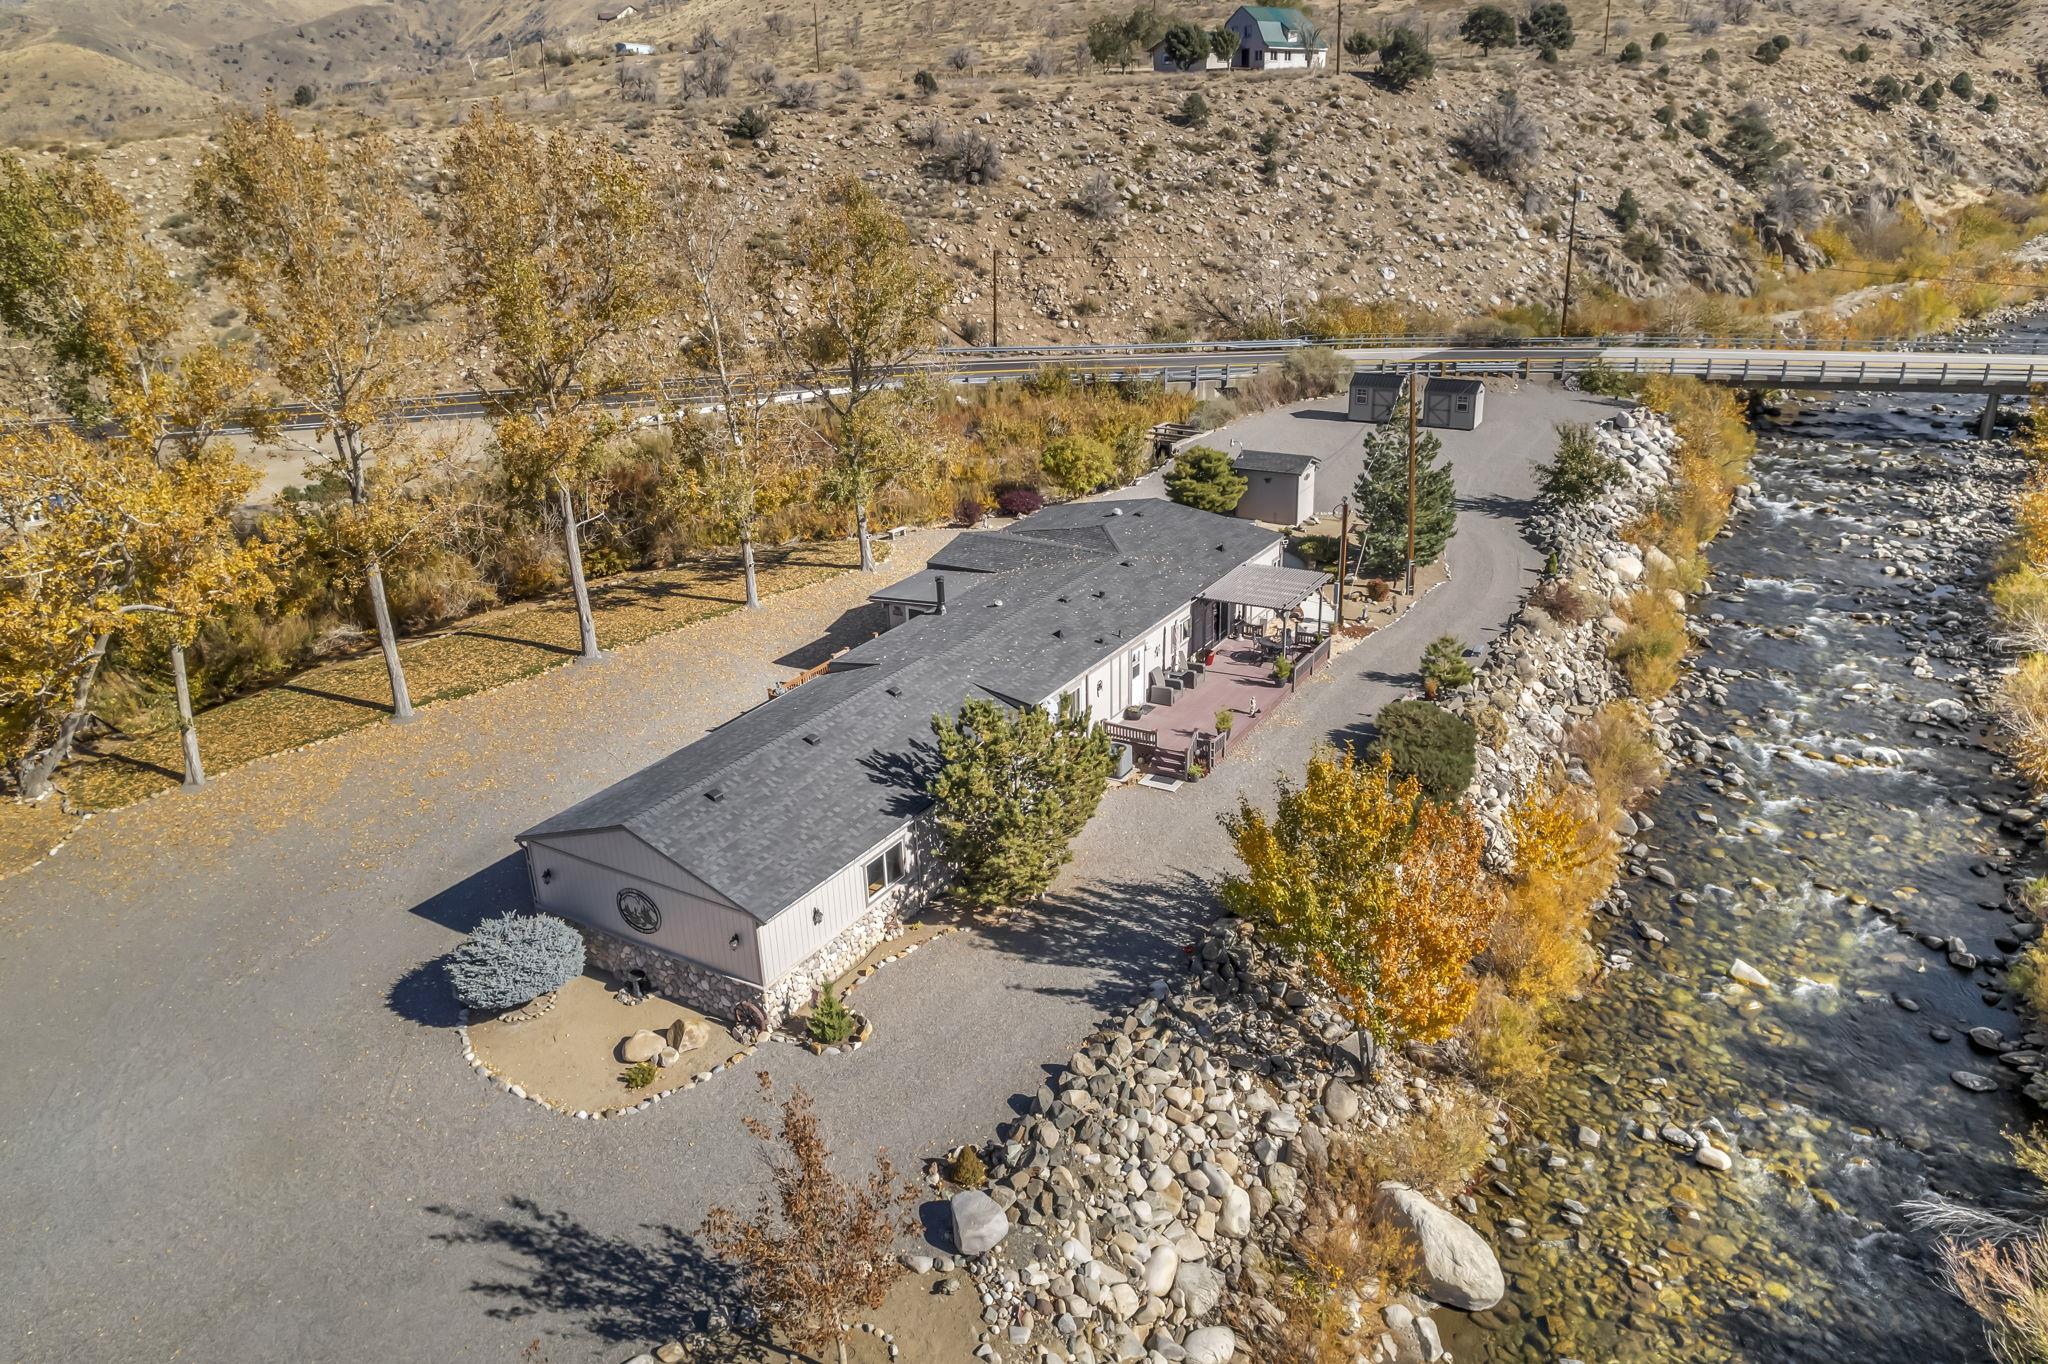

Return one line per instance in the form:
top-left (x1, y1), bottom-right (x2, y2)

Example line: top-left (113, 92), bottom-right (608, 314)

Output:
top-left (50, 8), bottom-right (2047, 351)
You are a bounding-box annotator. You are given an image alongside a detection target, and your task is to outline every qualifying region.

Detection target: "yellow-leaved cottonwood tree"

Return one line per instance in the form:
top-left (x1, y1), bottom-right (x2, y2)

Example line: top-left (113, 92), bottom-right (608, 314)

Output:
top-left (0, 154), bottom-right (283, 796)
top-left (656, 176), bottom-right (809, 609)
top-left (190, 105), bottom-right (451, 722)
top-left (0, 423), bottom-right (286, 798)
top-left (770, 177), bottom-right (952, 572)
top-left (445, 104), bottom-right (668, 660)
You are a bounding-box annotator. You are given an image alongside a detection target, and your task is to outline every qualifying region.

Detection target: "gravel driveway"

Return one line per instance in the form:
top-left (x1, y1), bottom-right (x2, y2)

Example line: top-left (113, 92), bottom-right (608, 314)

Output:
top-left (0, 383), bottom-right (1614, 1362)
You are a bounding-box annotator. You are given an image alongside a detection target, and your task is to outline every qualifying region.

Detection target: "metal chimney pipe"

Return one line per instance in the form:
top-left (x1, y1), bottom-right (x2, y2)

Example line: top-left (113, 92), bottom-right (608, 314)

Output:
top-left (934, 574), bottom-right (947, 615)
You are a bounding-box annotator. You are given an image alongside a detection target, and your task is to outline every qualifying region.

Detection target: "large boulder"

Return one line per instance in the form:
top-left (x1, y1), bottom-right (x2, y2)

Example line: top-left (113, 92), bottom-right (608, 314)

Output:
top-left (949, 1190), bottom-right (1010, 1256)
top-left (620, 1030), bottom-right (665, 1064)
top-left (1183, 1325), bottom-right (1237, 1363)
top-left (1376, 1182), bottom-right (1505, 1311)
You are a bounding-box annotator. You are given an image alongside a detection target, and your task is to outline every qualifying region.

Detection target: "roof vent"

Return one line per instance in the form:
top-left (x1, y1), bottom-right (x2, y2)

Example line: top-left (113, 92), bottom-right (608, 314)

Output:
top-left (802, 733), bottom-right (822, 746)
top-left (989, 598), bottom-right (1005, 608)
top-left (1057, 594), bottom-right (1070, 603)
top-left (1093, 589), bottom-right (1107, 599)
top-left (1120, 559), bottom-right (1134, 568)
top-left (1052, 628), bottom-right (1064, 639)
top-left (703, 787), bottom-right (725, 803)
top-left (885, 684), bottom-right (903, 697)
top-left (1109, 507), bottom-right (1125, 516)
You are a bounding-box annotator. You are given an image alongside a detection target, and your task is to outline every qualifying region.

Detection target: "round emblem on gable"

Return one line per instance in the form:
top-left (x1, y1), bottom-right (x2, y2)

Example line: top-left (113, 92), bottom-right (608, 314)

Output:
top-left (616, 888), bottom-right (661, 935)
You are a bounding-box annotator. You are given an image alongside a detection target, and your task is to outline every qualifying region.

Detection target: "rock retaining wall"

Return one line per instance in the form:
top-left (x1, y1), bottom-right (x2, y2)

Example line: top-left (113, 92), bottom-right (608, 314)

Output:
top-left (1450, 407), bottom-right (1685, 865)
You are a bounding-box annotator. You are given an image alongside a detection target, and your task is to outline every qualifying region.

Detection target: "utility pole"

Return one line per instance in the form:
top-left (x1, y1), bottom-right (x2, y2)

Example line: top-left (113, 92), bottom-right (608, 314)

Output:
top-left (1404, 370), bottom-right (1419, 597)
top-left (1335, 0), bottom-right (1344, 74)
top-left (812, 0), bottom-right (823, 71)
top-left (1558, 179), bottom-right (1580, 336)
top-left (539, 37), bottom-right (551, 94)
top-left (1334, 496), bottom-right (1351, 631)
top-left (1602, 0), bottom-right (1613, 54)
top-left (990, 244), bottom-right (1000, 347)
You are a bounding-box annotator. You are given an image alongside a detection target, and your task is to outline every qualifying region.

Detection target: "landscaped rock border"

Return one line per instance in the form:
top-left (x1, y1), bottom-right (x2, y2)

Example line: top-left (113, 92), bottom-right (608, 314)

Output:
top-left (456, 1005), bottom-right (759, 1121)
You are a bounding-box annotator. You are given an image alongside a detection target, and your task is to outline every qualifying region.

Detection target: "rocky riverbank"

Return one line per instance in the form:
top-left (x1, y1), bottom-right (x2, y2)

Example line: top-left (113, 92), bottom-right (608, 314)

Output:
top-left (1450, 371), bottom-right (2048, 1362)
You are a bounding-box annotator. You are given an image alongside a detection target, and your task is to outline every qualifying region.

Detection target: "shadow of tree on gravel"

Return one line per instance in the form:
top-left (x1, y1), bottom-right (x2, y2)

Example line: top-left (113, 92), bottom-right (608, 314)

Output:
top-left (426, 1197), bottom-right (753, 1352)
top-left (969, 870), bottom-right (1219, 1016)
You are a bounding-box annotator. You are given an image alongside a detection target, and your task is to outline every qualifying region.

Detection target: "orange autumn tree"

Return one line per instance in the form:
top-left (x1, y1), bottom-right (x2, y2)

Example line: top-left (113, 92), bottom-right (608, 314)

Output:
top-left (702, 1076), bottom-right (916, 1364)
top-left (1222, 745), bottom-right (1497, 1047)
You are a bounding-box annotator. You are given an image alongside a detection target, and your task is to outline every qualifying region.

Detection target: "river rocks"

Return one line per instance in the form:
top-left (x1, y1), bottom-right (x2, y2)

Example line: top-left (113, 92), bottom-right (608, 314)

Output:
top-left (1323, 1076), bottom-right (1360, 1123)
top-left (950, 1190), bottom-right (1010, 1255)
top-left (1142, 1241), bottom-right (1179, 1295)
top-left (1952, 1070), bottom-right (2000, 1093)
top-left (1376, 1182), bottom-right (1507, 1311)
top-left (1183, 1326), bottom-right (1237, 1363)
top-left (1727, 960), bottom-right (1773, 990)
top-left (1695, 1141), bottom-right (1734, 1171)
top-left (1175, 1259), bottom-right (1226, 1316)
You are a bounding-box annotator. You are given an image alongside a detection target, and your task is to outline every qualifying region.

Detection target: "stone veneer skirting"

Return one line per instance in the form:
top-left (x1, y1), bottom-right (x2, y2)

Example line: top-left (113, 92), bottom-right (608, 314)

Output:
top-left (577, 901), bottom-right (899, 1029)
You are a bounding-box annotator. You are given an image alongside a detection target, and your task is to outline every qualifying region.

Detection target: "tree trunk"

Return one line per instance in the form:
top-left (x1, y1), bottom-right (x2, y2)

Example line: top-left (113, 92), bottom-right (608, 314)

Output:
top-left (171, 642), bottom-right (204, 789)
top-left (12, 630), bottom-right (112, 801)
top-left (364, 559), bottom-right (416, 722)
top-left (741, 531), bottom-right (760, 609)
top-left (559, 479), bottom-right (602, 662)
top-left (855, 503), bottom-right (875, 573)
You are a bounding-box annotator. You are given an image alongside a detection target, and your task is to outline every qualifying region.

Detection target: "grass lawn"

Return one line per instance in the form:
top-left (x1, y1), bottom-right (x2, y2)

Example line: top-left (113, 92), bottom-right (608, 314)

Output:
top-left (58, 539), bottom-right (878, 812)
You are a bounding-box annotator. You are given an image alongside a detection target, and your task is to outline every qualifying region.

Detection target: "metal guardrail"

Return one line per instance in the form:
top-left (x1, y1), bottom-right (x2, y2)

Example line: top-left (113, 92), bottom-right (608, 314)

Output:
top-left (234, 332), bottom-right (2046, 435)
top-left (935, 331), bottom-right (2048, 359)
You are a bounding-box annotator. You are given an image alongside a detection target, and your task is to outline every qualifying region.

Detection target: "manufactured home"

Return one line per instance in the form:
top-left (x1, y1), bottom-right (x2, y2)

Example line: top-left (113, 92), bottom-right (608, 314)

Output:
top-left (517, 500), bottom-right (1328, 1027)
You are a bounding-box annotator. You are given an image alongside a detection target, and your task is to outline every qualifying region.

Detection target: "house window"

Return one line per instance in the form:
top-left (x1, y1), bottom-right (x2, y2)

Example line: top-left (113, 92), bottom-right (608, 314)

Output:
top-left (865, 843), bottom-right (907, 900)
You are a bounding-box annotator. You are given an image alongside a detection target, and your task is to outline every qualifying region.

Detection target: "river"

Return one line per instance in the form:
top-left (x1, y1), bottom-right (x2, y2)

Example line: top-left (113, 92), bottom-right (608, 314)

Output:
top-left (1455, 320), bottom-right (2048, 1363)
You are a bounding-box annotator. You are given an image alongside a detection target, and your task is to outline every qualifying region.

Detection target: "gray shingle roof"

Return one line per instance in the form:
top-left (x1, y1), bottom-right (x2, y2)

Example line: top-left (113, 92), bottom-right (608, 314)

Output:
top-left (518, 500), bottom-right (1278, 922)
top-left (1233, 449), bottom-right (1319, 476)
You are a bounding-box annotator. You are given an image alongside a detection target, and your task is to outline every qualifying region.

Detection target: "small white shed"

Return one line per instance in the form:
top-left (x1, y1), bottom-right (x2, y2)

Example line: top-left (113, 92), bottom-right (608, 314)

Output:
top-left (1232, 449), bottom-right (1319, 525)
top-left (1422, 378), bottom-right (1486, 431)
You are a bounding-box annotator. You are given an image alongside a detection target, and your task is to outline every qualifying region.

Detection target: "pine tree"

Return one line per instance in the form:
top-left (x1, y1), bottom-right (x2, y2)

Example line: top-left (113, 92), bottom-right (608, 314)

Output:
top-left (928, 697), bottom-right (1114, 910)
top-left (807, 982), bottom-right (856, 1044)
top-left (1718, 103), bottom-right (1785, 187)
top-left (1163, 445), bottom-right (1247, 514)
top-left (1353, 419), bottom-right (1456, 576)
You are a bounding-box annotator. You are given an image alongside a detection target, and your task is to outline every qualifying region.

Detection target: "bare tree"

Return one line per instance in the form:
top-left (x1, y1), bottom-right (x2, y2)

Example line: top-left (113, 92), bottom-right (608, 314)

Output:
top-left (750, 60), bottom-right (782, 93)
top-left (944, 43), bottom-right (980, 71)
top-left (1025, 46), bottom-right (1062, 76)
top-left (765, 11), bottom-right (794, 36)
top-left (1452, 90), bottom-right (1547, 183)
top-left (702, 1077), bottom-right (916, 1364)
top-left (834, 64), bottom-right (865, 92)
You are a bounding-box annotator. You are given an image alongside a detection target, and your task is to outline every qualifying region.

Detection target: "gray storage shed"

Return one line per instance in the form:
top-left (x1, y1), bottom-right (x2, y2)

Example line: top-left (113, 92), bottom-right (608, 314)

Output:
top-left (1422, 377), bottom-right (1486, 431)
top-left (1231, 450), bottom-right (1319, 525)
top-left (1347, 370), bottom-right (1405, 423)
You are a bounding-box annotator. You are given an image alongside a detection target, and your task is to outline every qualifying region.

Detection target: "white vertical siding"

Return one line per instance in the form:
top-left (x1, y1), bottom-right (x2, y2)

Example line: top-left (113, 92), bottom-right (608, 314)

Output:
top-left (522, 830), bottom-right (766, 983)
top-left (756, 818), bottom-right (940, 982)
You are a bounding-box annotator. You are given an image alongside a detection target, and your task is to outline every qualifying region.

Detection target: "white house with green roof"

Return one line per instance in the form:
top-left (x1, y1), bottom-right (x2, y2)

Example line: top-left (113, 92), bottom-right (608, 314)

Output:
top-left (1221, 5), bottom-right (1328, 70)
